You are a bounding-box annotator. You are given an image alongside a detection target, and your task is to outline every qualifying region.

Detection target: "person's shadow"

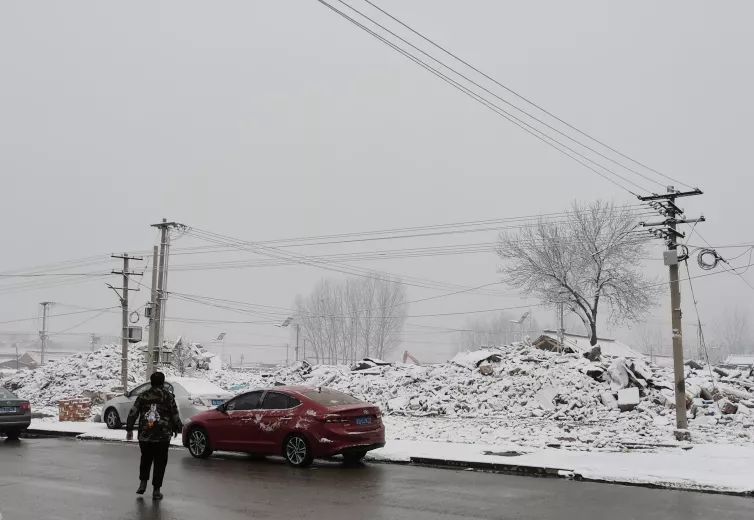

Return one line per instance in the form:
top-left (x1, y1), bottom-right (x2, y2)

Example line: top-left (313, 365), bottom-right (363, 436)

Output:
top-left (135, 496), bottom-right (162, 520)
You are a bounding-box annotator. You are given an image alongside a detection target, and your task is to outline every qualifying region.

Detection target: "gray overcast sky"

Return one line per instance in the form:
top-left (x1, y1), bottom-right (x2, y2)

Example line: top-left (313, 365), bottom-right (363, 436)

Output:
top-left (1, 1), bottom-right (753, 363)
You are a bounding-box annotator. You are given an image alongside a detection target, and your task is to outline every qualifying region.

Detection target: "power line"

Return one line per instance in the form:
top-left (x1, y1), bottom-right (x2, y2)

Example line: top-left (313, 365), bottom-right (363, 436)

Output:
top-left (0, 273), bottom-right (106, 277)
top-left (315, 0), bottom-right (648, 196)
top-left (50, 308), bottom-right (114, 335)
top-left (694, 231), bottom-right (754, 292)
top-left (334, 0), bottom-right (670, 192)
top-left (0, 307), bottom-right (119, 325)
top-left (360, 0), bottom-right (694, 190)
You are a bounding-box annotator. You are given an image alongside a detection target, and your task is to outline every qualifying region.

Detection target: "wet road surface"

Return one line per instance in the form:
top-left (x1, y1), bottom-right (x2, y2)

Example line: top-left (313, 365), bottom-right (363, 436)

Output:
top-left (0, 437), bottom-right (751, 520)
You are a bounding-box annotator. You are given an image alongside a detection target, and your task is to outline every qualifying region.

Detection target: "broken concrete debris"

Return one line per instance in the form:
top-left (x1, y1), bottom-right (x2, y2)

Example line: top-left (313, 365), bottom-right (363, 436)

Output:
top-left (4, 341), bottom-right (754, 450)
top-left (617, 387), bottom-right (640, 411)
top-left (584, 345), bottom-right (602, 362)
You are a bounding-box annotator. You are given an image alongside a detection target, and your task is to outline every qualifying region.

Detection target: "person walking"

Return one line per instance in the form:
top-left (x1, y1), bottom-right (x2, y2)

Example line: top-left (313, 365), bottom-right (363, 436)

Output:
top-left (126, 372), bottom-right (182, 500)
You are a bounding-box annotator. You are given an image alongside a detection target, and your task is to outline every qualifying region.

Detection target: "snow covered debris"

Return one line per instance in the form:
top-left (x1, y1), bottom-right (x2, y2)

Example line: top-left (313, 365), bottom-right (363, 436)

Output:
top-left (617, 388), bottom-right (640, 411)
top-left (4, 341), bottom-right (754, 450)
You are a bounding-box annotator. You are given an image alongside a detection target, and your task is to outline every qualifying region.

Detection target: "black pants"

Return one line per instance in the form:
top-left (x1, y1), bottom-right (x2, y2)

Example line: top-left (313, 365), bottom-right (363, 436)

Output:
top-left (139, 441), bottom-right (170, 488)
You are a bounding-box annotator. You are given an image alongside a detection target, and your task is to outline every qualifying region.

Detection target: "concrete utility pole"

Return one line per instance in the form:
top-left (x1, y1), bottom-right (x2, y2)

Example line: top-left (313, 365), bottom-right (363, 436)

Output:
top-left (557, 302), bottom-right (565, 352)
top-left (295, 323), bottom-right (300, 362)
top-left (639, 186), bottom-right (704, 438)
top-left (39, 301), bottom-right (53, 364)
top-left (147, 246), bottom-right (159, 379)
top-left (111, 253), bottom-right (143, 392)
top-left (151, 219), bottom-right (186, 366)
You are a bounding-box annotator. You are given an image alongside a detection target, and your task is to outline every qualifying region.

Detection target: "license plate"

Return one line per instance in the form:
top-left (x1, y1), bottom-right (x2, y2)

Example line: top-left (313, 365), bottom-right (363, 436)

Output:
top-left (355, 416), bottom-right (372, 425)
top-left (211, 400), bottom-right (225, 406)
top-left (0, 407), bottom-right (17, 414)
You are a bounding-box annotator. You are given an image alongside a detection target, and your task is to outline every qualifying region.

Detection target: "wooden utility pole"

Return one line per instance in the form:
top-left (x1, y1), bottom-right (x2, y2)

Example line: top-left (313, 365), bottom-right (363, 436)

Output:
top-left (111, 253), bottom-right (143, 392)
top-left (639, 187), bottom-right (704, 437)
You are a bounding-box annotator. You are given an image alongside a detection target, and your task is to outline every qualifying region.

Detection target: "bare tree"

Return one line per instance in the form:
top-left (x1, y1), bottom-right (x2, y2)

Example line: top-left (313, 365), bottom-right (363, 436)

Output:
top-left (172, 337), bottom-right (193, 376)
top-left (635, 322), bottom-right (664, 362)
top-left (714, 307), bottom-right (753, 359)
top-left (295, 273), bottom-right (407, 363)
top-left (497, 200), bottom-right (658, 346)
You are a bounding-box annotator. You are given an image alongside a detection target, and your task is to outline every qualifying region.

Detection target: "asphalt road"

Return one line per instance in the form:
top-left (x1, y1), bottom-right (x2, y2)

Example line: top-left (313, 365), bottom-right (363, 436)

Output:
top-left (0, 437), bottom-right (751, 520)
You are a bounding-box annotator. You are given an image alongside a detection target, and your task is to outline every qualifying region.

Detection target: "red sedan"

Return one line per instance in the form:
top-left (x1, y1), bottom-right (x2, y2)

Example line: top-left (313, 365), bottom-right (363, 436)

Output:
top-left (182, 386), bottom-right (385, 467)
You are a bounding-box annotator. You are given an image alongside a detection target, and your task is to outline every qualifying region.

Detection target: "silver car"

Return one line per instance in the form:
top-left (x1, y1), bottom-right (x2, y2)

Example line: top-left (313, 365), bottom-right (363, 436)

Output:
top-left (102, 377), bottom-right (232, 429)
top-left (0, 387), bottom-right (31, 440)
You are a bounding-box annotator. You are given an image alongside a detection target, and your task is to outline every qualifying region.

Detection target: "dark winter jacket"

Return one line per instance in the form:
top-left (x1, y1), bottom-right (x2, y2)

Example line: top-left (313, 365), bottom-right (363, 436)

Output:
top-left (126, 385), bottom-right (183, 443)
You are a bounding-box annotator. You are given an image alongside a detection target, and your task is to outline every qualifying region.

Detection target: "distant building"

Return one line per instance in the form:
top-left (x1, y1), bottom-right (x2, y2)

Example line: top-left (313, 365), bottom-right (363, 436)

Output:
top-left (534, 330), bottom-right (644, 358)
top-left (0, 352), bottom-right (40, 370)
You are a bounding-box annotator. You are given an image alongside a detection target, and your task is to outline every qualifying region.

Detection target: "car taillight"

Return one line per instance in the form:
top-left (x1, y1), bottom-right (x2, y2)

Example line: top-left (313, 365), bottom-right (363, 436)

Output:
top-left (190, 396), bottom-right (204, 406)
top-left (322, 414), bottom-right (349, 424)
top-left (20, 402), bottom-right (31, 413)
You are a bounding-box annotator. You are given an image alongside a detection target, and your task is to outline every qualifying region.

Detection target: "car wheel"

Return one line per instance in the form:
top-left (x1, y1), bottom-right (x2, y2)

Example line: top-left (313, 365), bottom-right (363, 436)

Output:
top-left (187, 427), bottom-right (213, 459)
top-left (104, 408), bottom-right (122, 429)
top-left (343, 450), bottom-right (367, 465)
top-left (284, 434), bottom-right (313, 468)
top-left (5, 429), bottom-right (20, 441)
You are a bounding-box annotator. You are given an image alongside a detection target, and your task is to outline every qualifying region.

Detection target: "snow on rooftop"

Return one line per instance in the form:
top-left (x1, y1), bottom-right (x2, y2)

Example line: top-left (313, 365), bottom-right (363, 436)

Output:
top-left (168, 377), bottom-right (230, 396)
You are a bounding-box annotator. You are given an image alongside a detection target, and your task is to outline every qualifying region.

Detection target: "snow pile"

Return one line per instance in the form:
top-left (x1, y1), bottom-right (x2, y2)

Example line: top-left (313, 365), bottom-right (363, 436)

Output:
top-left (4, 341), bottom-right (754, 450)
top-left (0, 344), bottom-right (183, 409)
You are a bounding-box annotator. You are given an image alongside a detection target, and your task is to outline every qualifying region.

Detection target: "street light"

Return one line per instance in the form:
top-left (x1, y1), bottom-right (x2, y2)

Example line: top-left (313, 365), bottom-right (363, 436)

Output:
top-left (212, 332), bottom-right (227, 367)
top-left (510, 311), bottom-right (530, 343)
top-left (278, 317), bottom-right (301, 363)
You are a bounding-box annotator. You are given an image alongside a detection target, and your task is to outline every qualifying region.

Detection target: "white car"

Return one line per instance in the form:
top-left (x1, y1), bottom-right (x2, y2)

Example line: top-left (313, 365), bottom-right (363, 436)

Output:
top-left (102, 377), bottom-right (233, 429)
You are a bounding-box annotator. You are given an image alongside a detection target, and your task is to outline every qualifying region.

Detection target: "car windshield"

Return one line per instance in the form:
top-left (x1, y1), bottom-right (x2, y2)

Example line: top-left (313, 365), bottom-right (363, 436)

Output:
top-left (301, 389), bottom-right (363, 406)
top-left (0, 388), bottom-right (17, 399)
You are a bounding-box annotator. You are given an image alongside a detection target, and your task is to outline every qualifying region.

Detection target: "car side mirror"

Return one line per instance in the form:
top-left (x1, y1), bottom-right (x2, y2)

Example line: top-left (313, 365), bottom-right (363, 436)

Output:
top-left (124, 391), bottom-right (130, 398)
top-left (217, 404), bottom-right (227, 413)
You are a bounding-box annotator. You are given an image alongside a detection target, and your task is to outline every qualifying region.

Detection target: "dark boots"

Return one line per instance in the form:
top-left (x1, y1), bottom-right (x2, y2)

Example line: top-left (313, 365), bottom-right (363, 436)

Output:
top-left (136, 481), bottom-right (162, 500)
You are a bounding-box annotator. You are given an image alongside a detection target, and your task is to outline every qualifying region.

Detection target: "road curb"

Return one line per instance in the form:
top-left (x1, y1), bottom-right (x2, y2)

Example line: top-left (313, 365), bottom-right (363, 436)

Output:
top-left (24, 428), bottom-right (83, 438)
top-left (409, 456), bottom-right (570, 478)
top-left (571, 474), bottom-right (754, 498)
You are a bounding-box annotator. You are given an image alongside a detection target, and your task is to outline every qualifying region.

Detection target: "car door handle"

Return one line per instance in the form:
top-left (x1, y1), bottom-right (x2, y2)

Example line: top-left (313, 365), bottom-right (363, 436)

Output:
top-left (281, 416), bottom-right (294, 421)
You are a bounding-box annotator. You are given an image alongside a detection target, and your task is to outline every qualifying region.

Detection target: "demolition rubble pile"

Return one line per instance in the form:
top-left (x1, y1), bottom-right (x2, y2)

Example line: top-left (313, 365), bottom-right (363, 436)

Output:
top-left (3, 341), bottom-right (754, 449)
top-left (210, 344), bottom-right (754, 448)
top-left (1, 344), bottom-right (184, 408)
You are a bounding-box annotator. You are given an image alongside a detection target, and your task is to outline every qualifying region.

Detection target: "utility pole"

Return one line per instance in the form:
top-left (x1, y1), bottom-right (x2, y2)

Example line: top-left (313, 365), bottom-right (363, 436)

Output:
top-left (151, 219), bottom-right (186, 366)
top-left (295, 323), bottom-right (300, 362)
top-left (14, 343), bottom-right (19, 370)
top-left (557, 302), bottom-right (565, 352)
top-left (89, 333), bottom-right (100, 352)
top-left (639, 186), bottom-right (704, 438)
top-left (111, 253), bottom-right (143, 392)
top-left (39, 301), bottom-right (53, 365)
top-left (147, 246), bottom-right (159, 379)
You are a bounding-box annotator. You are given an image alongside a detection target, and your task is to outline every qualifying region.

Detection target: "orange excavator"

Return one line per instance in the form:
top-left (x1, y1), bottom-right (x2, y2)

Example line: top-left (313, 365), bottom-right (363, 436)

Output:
top-left (402, 350), bottom-right (420, 365)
